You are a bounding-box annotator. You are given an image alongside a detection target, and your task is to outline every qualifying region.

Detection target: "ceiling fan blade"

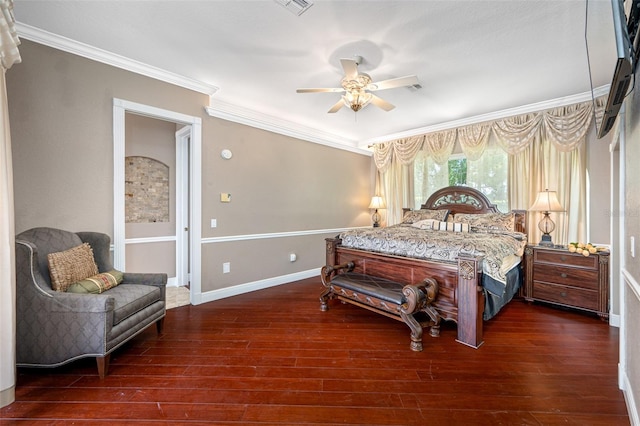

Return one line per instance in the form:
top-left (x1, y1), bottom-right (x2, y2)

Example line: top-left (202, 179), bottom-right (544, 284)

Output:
top-left (370, 95), bottom-right (395, 111)
top-left (367, 75), bottom-right (420, 91)
top-left (340, 58), bottom-right (359, 79)
top-left (327, 98), bottom-right (345, 113)
top-left (296, 88), bottom-right (344, 93)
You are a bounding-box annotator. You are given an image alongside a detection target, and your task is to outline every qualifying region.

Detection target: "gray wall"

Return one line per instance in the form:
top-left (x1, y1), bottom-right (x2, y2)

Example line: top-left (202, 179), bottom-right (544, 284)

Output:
top-left (7, 40), bottom-right (373, 293)
top-left (8, 41), bottom-right (206, 235)
top-left (586, 126), bottom-right (613, 245)
top-left (624, 59), bottom-right (640, 417)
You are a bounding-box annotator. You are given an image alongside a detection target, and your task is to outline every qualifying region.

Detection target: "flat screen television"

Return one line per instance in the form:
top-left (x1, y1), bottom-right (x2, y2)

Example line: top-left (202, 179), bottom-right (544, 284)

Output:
top-left (588, 0), bottom-right (636, 139)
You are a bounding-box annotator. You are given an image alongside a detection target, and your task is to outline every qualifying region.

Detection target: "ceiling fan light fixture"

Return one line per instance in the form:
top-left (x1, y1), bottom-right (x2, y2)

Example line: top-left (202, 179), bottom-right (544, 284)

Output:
top-left (342, 90), bottom-right (372, 112)
top-left (296, 56), bottom-right (417, 114)
top-left (340, 73), bottom-right (373, 112)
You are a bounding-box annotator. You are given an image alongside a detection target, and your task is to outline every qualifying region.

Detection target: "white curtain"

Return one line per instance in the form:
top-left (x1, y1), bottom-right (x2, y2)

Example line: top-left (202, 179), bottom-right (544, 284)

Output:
top-left (0, 0), bottom-right (20, 408)
top-left (413, 150), bottom-right (449, 210)
top-left (379, 161), bottom-right (413, 225)
top-left (466, 141), bottom-right (508, 212)
top-left (373, 100), bottom-right (595, 241)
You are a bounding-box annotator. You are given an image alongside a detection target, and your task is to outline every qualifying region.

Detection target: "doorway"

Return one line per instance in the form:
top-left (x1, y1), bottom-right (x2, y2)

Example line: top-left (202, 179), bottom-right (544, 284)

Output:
top-left (113, 98), bottom-right (202, 304)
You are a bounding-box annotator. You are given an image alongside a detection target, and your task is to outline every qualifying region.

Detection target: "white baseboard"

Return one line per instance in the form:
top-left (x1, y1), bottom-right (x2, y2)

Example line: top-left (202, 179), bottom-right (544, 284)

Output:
top-left (195, 268), bottom-right (321, 305)
top-left (620, 365), bottom-right (639, 425)
top-left (609, 312), bottom-right (621, 328)
top-left (0, 385), bottom-right (14, 409)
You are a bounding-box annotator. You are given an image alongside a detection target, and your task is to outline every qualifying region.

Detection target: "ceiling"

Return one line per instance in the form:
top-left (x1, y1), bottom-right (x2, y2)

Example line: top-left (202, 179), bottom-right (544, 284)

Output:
top-left (12, 0), bottom-right (617, 151)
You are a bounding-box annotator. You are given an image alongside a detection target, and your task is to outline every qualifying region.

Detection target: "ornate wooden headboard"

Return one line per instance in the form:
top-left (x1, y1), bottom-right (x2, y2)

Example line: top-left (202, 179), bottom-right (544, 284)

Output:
top-left (410, 185), bottom-right (527, 234)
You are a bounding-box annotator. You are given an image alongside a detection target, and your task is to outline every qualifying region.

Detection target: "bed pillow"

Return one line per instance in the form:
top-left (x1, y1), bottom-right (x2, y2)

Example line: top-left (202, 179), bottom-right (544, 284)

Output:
top-left (402, 209), bottom-right (449, 224)
top-left (454, 212), bottom-right (515, 232)
top-left (67, 270), bottom-right (124, 294)
top-left (411, 219), bottom-right (438, 230)
top-left (412, 219), bottom-right (470, 232)
top-left (48, 243), bottom-right (99, 292)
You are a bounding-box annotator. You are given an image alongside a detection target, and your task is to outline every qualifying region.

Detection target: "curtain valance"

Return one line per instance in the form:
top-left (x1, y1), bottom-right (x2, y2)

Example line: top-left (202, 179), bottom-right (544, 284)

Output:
top-left (373, 135), bottom-right (425, 172)
top-left (458, 123), bottom-right (490, 161)
top-left (373, 99), bottom-right (597, 169)
top-left (0, 0), bottom-right (20, 69)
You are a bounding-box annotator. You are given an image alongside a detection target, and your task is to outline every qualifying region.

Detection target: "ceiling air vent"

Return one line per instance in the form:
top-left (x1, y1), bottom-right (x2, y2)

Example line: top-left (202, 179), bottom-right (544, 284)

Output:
top-left (274, 0), bottom-right (314, 16)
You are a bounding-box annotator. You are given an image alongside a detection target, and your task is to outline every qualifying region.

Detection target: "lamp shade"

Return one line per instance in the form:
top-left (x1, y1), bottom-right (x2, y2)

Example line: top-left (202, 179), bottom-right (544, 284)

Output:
top-left (529, 190), bottom-right (564, 212)
top-left (368, 196), bottom-right (386, 210)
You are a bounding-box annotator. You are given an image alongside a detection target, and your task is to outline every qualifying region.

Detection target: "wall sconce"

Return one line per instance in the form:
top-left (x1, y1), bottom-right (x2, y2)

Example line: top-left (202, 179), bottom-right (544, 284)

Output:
top-left (529, 189), bottom-right (564, 247)
top-left (368, 196), bottom-right (386, 228)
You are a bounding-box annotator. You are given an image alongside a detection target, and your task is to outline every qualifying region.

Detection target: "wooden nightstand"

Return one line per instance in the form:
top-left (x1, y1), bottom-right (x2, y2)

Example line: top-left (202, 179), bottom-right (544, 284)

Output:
top-left (523, 245), bottom-right (610, 319)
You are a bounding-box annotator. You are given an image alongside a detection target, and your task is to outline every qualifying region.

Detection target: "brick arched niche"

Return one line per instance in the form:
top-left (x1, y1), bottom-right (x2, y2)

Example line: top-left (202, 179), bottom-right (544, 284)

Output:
top-left (125, 156), bottom-right (170, 223)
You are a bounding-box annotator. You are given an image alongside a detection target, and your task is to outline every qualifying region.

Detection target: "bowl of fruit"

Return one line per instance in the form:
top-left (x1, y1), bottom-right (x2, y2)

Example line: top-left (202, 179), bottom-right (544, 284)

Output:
top-left (567, 242), bottom-right (606, 256)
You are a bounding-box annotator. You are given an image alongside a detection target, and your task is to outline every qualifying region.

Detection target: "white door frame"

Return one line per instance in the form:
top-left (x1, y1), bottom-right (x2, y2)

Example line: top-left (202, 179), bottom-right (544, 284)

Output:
top-left (175, 126), bottom-right (190, 288)
top-left (113, 98), bottom-right (202, 304)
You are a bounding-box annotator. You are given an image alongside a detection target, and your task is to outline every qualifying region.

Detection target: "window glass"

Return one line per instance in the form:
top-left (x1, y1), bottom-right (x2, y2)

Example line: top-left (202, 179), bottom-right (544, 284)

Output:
top-left (413, 146), bottom-right (508, 212)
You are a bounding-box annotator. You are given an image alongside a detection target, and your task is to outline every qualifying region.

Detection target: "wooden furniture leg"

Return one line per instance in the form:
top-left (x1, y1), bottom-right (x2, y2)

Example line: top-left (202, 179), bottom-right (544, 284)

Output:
top-left (96, 353), bottom-right (110, 379)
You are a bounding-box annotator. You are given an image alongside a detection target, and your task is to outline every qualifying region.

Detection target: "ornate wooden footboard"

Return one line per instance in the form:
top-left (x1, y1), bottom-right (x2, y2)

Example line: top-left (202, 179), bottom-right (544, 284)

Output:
top-left (325, 238), bottom-right (485, 348)
top-left (321, 186), bottom-right (527, 349)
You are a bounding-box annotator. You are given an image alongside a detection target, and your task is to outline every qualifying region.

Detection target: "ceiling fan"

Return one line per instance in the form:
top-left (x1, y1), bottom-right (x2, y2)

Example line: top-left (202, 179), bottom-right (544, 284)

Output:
top-left (296, 56), bottom-right (420, 113)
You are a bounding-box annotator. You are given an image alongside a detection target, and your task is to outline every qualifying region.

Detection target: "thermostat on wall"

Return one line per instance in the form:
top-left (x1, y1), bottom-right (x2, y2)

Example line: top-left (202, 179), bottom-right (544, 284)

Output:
top-left (221, 149), bottom-right (233, 160)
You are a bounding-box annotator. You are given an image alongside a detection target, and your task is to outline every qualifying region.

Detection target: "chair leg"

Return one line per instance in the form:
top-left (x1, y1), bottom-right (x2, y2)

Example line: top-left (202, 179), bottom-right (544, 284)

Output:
top-left (156, 317), bottom-right (165, 334)
top-left (96, 354), bottom-right (110, 379)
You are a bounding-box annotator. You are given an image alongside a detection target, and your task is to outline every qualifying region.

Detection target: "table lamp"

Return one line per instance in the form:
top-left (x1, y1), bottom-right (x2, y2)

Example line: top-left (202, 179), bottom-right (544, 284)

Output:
top-left (529, 189), bottom-right (564, 247)
top-left (368, 196), bottom-right (386, 227)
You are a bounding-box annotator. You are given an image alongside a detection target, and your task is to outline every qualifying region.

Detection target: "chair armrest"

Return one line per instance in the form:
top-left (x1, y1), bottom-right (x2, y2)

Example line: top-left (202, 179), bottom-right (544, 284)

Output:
top-left (123, 273), bottom-right (167, 301)
top-left (122, 272), bottom-right (167, 286)
top-left (47, 292), bottom-right (115, 314)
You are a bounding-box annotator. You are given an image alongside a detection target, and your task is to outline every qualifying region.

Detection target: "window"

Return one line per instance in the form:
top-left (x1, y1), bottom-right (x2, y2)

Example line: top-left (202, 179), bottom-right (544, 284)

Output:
top-left (414, 146), bottom-right (508, 212)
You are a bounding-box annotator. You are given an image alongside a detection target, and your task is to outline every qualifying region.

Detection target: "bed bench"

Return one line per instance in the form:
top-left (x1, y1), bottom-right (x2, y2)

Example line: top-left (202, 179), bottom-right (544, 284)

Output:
top-left (320, 262), bottom-right (440, 351)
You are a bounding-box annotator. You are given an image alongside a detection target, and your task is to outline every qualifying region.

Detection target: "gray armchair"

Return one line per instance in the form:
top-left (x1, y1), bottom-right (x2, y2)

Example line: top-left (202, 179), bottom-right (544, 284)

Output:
top-left (15, 227), bottom-right (167, 378)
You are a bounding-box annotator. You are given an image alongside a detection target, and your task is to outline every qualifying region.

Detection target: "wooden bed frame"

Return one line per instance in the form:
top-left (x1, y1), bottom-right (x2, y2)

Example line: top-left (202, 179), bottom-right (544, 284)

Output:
top-left (324, 186), bottom-right (526, 348)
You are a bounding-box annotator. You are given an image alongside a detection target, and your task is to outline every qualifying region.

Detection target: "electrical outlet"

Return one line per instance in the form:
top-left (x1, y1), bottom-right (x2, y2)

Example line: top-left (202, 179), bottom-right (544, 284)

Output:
top-left (211, 218), bottom-right (217, 228)
top-left (223, 262), bottom-right (230, 273)
top-left (289, 253), bottom-right (297, 262)
top-left (632, 236), bottom-right (636, 258)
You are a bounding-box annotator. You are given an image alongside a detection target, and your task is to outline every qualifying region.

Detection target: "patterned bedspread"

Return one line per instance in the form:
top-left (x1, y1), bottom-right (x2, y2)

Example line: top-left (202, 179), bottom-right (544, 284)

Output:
top-left (339, 224), bottom-right (527, 293)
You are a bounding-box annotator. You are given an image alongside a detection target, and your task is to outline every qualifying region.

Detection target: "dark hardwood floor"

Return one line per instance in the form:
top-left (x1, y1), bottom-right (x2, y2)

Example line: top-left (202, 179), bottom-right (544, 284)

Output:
top-left (1, 277), bottom-right (629, 425)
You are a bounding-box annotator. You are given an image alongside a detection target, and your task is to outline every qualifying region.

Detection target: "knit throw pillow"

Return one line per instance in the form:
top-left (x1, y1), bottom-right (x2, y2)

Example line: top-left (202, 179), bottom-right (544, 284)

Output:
top-left (48, 243), bottom-right (99, 292)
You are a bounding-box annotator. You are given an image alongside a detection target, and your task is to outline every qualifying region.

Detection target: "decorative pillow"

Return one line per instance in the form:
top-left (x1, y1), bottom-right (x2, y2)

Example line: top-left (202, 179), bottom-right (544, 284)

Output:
top-left (411, 219), bottom-right (438, 230)
top-left (402, 209), bottom-right (449, 224)
top-left (67, 270), bottom-right (124, 294)
top-left (412, 219), bottom-right (469, 232)
top-left (48, 243), bottom-right (99, 292)
top-left (454, 212), bottom-right (515, 232)
top-left (438, 221), bottom-right (470, 232)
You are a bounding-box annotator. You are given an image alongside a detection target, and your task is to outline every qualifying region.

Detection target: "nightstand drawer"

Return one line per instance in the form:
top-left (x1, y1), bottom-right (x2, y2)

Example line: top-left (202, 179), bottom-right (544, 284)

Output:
top-left (533, 265), bottom-right (599, 290)
top-left (532, 282), bottom-right (599, 311)
top-left (524, 245), bottom-right (609, 318)
top-left (533, 250), bottom-right (598, 270)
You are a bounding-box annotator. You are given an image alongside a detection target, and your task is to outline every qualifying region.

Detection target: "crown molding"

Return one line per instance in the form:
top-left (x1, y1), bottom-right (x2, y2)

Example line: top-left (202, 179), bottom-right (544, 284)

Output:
top-left (361, 85), bottom-right (611, 147)
top-left (16, 22), bottom-right (370, 155)
top-left (16, 22), bottom-right (219, 96)
top-left (205, 99), bottom-right (370, 156)
top-left (17, 22), bottom-right (606, 155)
